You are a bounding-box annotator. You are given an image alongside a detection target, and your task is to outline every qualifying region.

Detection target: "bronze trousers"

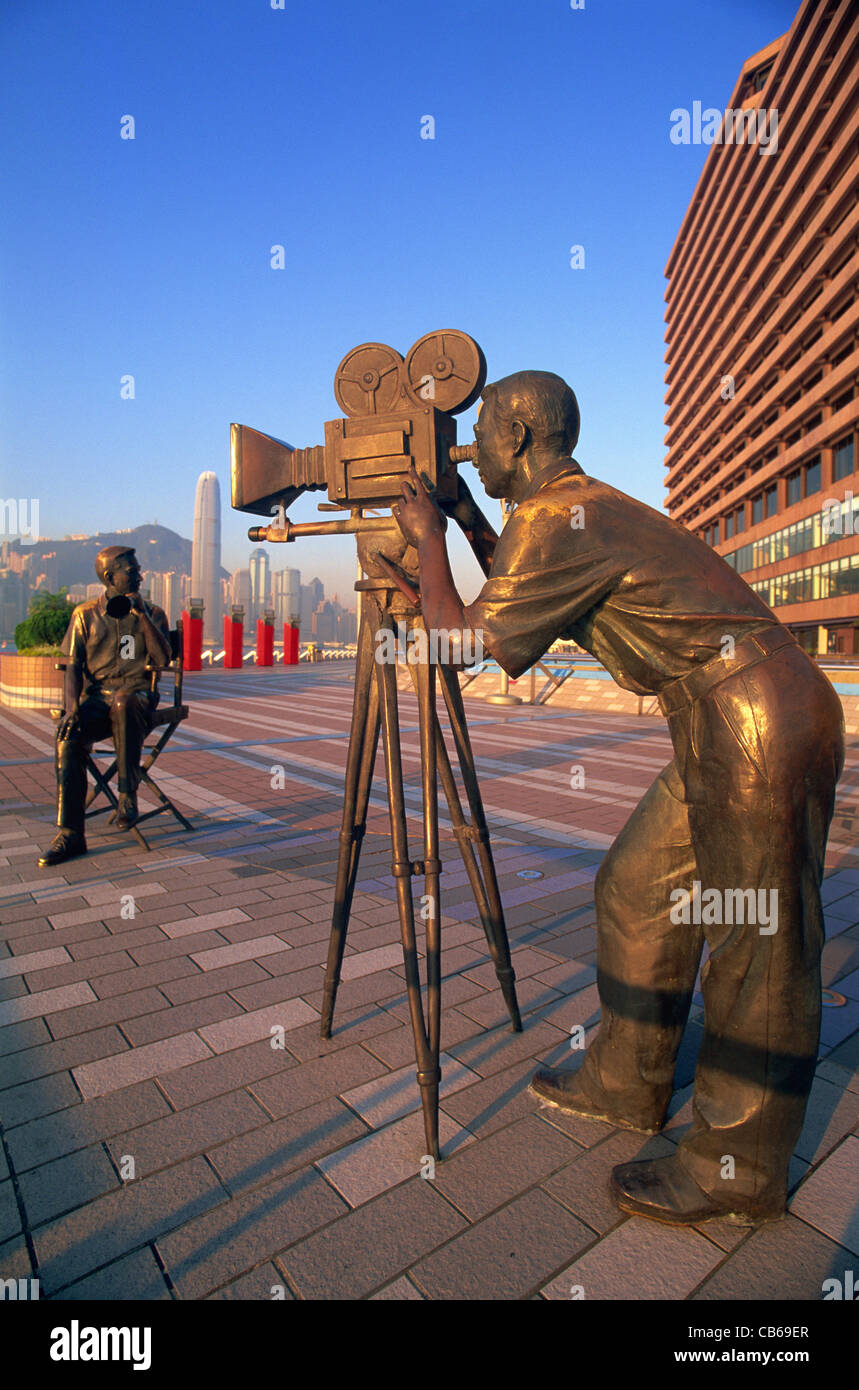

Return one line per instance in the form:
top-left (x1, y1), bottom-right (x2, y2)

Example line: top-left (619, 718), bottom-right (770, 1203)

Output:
top-left (56, 689), bottom-right (158, 833)
top-left (575, 636), bottom-right (844, 1209)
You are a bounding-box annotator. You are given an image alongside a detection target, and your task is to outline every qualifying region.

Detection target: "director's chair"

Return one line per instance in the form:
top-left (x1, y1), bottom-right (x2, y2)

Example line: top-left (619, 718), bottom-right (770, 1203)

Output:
top-left (51, 621), bottom-right (193, 852)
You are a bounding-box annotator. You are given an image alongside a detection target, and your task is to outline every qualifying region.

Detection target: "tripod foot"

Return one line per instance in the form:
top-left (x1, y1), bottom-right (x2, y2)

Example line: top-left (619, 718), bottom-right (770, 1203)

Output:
top-left (417, 1067), bottom-right (441, 1162)
top-left (495, 966), bottom-right (523, 1032)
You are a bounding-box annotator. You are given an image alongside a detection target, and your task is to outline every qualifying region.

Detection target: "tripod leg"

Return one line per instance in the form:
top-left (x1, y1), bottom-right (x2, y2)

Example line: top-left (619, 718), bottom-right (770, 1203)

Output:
top-left (377, 645), bottom-right (440, 1161)
top-left (321, 613), bottom-right (381, 1038)
top-left (437, 663), bottom-right (522, 1032)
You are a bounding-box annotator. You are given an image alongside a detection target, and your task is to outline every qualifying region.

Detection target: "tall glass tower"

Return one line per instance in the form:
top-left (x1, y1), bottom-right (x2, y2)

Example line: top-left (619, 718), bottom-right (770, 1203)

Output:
top-left (191, 471), bottom-right (222, 643)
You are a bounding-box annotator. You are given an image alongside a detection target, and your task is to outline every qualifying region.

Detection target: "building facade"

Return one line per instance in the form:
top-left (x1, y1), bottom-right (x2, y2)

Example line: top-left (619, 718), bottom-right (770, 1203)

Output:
top-left (664, 0), bottom-right (858, 654)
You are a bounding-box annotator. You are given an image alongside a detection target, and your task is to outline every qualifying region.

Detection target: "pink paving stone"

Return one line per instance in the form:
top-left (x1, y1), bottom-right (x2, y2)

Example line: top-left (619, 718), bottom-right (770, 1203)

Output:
top-left (196, 998), bottom-right (318, 1053)
top-left (72, 1032), bottom-right (215, 1099)
top-left (160, 907), bottom-right (251, 940)
top-left (540, 1217), bottom-right (727, 1301)
top-left (341, 1052), bottom-right (479, 1129)
top-left (0, 946), bottom-right (71, 978)
top-left (339, 944), bottom-right (404, 980)
top-left (0, 981), bottom-right (96, 1027)
top-left (316, 1107), bottom-right (474, 1207)
top-left (189, 935), bottom-right (292, 972)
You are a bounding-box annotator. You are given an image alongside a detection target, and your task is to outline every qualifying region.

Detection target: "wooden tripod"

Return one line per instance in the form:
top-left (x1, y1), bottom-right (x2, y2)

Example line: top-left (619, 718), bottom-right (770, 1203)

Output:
top-left (320, 578), bottom-right (522, 1159)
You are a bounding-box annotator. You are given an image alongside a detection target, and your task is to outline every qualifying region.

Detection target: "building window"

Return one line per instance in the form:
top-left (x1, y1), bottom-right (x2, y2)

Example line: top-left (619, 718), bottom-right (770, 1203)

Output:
top-left (725, 514), bottom-right (734, 540)
top-left (753, 495), bottom-right (764, 526)
top-left (834, 437), bottom-right (854, 482)
top-left (735, 507), bottom-right (746, 534)
top-left (712, 521), bottom-right (720, 545)
top-left (787, 470), bottom-right (802, 506)
top-left (805, 457), bottom-right (821, 496)
top-left (766, 484), bottom-right (778, 518)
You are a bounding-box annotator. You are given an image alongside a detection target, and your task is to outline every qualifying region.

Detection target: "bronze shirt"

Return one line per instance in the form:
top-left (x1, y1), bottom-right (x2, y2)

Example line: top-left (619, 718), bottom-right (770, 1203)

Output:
top-left (463, 460), bottom-right (777, 695)
top-left (61, 593), bottom-right (170, 697)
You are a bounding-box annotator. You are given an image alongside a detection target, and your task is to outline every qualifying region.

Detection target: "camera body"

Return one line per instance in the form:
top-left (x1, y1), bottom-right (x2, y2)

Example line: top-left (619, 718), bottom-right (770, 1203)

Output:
top-left (230, 330), bottom-right (485, 518)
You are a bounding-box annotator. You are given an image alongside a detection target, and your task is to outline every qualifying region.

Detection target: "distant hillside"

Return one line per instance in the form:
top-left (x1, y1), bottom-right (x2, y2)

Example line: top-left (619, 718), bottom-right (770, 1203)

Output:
top-left (6, 525), bottom-right (229, 588)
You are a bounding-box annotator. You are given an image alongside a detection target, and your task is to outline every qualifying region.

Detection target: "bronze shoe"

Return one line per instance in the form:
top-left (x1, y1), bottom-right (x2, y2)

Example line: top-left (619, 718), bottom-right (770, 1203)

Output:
top-left (529, 1067), bottom-right (666, 1133)
top-left (114, 792), bottom-right (139, 830)
top-left (611, 1154), bottom-right (786, 1227)
top-left (38, 830), bottom-right (87, 867)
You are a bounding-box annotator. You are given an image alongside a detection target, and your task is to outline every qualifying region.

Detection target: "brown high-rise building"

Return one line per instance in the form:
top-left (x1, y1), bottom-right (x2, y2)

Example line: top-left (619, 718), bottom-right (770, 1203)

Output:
top-left (664, 0), bottom-right (858, 655)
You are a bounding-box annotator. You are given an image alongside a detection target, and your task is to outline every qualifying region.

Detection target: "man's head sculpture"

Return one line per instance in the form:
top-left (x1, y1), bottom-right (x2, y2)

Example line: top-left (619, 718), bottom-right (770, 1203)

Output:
top-left (474, 371), bottom-right (581, 500)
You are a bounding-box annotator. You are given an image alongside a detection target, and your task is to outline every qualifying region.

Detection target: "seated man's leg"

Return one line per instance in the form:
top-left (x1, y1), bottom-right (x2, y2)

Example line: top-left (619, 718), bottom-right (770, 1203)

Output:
top-left (109, 688), bottom-right (156, 826)
top-left (530, 760), bottom-right (702, 1131)
top-left (39, 698), bottom-right (112, 865)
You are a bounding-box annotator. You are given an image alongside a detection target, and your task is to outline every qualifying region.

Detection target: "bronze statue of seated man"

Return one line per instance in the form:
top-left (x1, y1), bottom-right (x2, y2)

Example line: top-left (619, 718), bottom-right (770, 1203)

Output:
top-left (38, 545), bottom-right (172, 867)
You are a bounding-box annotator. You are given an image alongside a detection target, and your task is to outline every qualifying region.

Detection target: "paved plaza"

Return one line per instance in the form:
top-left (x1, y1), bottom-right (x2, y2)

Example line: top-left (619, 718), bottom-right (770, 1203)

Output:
top-left (0, 663), bottom-right (857, 1300)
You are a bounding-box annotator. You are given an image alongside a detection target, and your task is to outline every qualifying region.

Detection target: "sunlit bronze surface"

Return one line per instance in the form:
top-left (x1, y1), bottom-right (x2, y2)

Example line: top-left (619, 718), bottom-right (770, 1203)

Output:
top-left (395, 368), bottom-right (845, 1222)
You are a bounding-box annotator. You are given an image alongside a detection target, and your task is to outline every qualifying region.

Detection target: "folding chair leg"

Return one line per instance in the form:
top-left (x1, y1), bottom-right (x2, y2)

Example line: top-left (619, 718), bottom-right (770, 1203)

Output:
top-left (138, 769), bottom-right (193, 832)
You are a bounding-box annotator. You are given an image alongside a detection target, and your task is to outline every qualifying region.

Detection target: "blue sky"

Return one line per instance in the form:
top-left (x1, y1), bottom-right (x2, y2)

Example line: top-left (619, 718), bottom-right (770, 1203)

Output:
top-left (0, 0), bottom-right (797, 601)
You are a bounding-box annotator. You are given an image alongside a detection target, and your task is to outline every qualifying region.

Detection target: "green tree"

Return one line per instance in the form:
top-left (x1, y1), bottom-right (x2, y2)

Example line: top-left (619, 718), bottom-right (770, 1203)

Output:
top-left (14, 589), bottom-right (73, 651)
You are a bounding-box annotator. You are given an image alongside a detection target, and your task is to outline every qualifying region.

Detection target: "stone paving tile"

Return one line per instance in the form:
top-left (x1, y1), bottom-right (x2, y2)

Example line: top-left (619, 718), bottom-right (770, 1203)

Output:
top-left (46, 985), bottom-right (172, 1041)
top-left (431, 1113), bottom-right (581, 1221)
top-left (5, 1081), bottom-right (172, 1172)
top-left (411, 1187), bottom-right (594, 1300)
top-left (121, 993), bottom-right (244, 1048)
top-left (189, 935), bottom-right (292, 973)
top-left (128, 930), bottom-right (235, 967)
top-left (789, 1135), bottom-right (859, 1255)
top-left (91, 955), bottom-right (201, 999)
top-left (249, 1044), bottom-right (388, 1120)
top-left (0, 1069), bottom-right (79, 1128)
top-left (338, 944), bottom-right (404, 980)
top-left (18, 1144), bottom-right (121, 1227)
top-left (793, 1075), bottom-right (859, 1165)
top-left (107, 1090), bottom-right (270, 1179)
top-left (279, 1177), bottom-right (465, 1300)
top-left (160, 906), bottom-right (251, 940)
top-left (33, 1156), bottom-right (228, 1295)
top-left (197, 998), bottom-right (318, 1054)
top-left (226, 966), bottom-right (326, 1013)
top-left (455, 975), bottom-right (564, 1028)
top-left (370, 1275), bottom-right (424, 1300)
top-left (542, 1130), bottom-right (690, 1234)
top-left (73, 1032), bottom-right (214, 1100)
top-left (23, 950), bottom-right (139, 993)
top-left (0, 945), bottom-right (71, 978)
top-left (342, 1053), bottom-right (479, 1129)
top-left (361, 1009), bottom-right (479, 1070)
top-left (0, 1235), bottom-right (32, 1282)
top-left (541, 1214), bottom-right (724, 1300)
top-left (0, 1179), bottom-right (21, 1242)
top-left (0, 1024), bottom-right (128, 1092)
top-left (438, 1058), bottom-right (581, 1143)
top-left (283, 1003), bottom-right (405, 1062)
top-left (50, 1246), bottom-right (171, 1300)
top-left (161, 960), bottom-right (271, 1007)
top-left (461, 947), bottom-right (566, 991)
top-left (207, 1261), bottom-right (293, 1300)
top-left (157, 1168), bottom-right (346, 1299)
top-left (157, 1038), bottom-right (296, 1110)
top-left (0, 981), bottom-right (96, 1028)
top-left (447, 1018), bottom-right (570, 1079)
top-left (208, 1096), bottom-right (369, 1196)
top-left (692, 1214), bottom-right (855, 1300)
top-left (317, 1108), bottom-right (473, 1207)
top-left (69, 926), bottom-right (167, 960)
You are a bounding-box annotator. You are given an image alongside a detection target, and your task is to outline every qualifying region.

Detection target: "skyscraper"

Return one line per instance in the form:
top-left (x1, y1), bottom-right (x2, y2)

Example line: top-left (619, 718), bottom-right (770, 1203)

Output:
top-left (191, 471), bottom-right (222, 642)
top-left (249, 547), bottom-right (271, 624)
top-left (665, 0), bottom-right (858, 655)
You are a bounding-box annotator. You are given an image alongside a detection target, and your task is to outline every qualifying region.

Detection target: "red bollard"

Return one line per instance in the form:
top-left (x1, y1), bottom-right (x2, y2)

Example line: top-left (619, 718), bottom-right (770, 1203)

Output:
top-left (182, 605), bottom-right (203, 672)
top-left (256, 613), bottom-right (274, 667)
top-left (283, 622), bottom-right (299, 665)
top-left (224, 607), bottom-right (244, 669)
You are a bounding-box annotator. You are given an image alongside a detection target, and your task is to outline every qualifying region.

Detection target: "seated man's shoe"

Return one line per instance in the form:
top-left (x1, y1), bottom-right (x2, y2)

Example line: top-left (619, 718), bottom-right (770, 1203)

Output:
top-left (38, 830), bottom-right (87, 868)
top-left (529, 1067), bottom-right (665, 1133)
top-left (611, 1154), bottom-right (786, 1227)
top-left (114, 791), bottom-right (139, 830)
